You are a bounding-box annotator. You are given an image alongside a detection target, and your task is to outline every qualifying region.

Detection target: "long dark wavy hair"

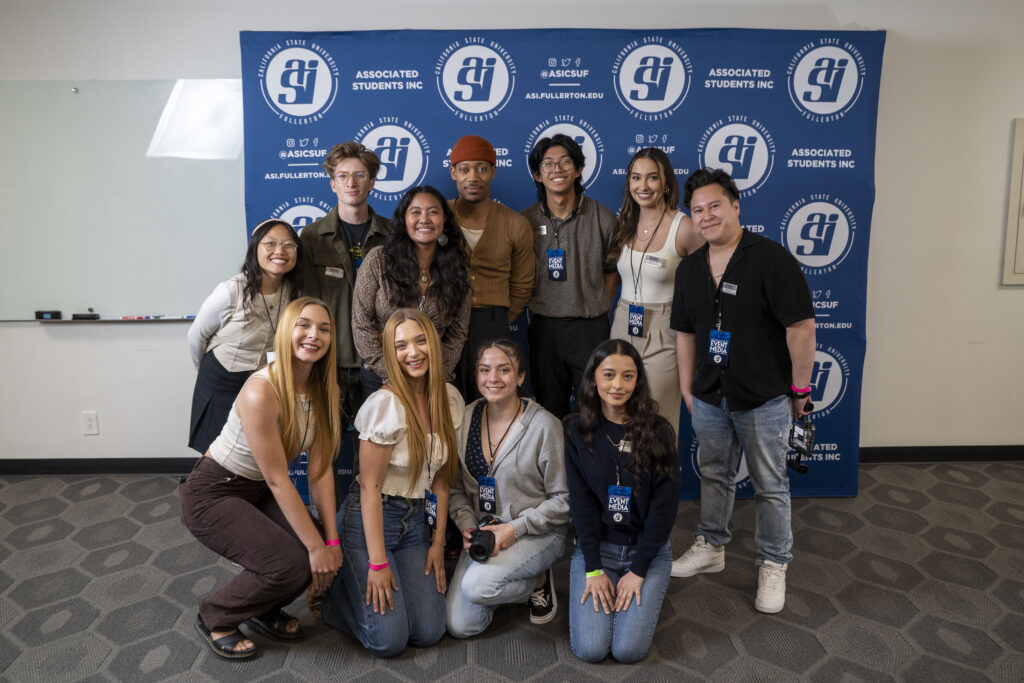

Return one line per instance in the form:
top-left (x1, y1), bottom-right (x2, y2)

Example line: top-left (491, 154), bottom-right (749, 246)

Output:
top-left (241, 219), bottom-right (303, 308)
top-left (612, 148), bottom-right (680, 261)
top-left (381, 186), bottom-right (469, 323)
top-left (575, 339), bottom-right (677, 482)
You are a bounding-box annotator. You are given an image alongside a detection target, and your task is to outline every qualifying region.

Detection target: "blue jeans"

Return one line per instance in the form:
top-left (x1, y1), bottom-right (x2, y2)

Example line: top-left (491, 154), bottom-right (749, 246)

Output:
top-left (568, 541), bottom-right (672, 663)
top-left (691, 395), bottom-right (793, 565)
top-left (320, 491), bottom-right (446, 657)
top-left (446, 528), bottom-right (568, 638)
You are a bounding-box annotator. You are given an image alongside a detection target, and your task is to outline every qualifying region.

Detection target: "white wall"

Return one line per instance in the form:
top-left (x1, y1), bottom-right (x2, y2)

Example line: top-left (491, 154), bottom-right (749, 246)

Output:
top-left (2, 0), bottom-right (1023, 460)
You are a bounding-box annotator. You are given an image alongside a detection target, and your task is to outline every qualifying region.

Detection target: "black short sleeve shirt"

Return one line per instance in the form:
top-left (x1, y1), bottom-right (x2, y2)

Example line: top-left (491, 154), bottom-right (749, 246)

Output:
top-left (670, 230), bottom-right (814, 410)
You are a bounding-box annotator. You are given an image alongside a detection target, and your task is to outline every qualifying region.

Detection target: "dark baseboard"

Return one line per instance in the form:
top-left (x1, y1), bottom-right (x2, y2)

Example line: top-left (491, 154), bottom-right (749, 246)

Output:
top-left (1, 447), bottom-right (1021, 476)
top-left (860, 445), bottom-right (1023, 463)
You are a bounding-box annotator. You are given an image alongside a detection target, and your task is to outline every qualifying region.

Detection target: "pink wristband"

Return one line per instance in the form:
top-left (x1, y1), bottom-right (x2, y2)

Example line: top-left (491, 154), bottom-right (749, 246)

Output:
top-left (368, 561), bottom-right (389, 571)
top-left (324, 538), bottom-right (340, 547)
top-left (791, 384), bottom-right (811, 394)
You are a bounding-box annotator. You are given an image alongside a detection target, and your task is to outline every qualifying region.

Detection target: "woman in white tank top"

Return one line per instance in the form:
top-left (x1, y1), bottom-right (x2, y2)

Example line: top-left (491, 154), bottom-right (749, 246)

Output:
top-left (610, 148), bottom-right (704, 429)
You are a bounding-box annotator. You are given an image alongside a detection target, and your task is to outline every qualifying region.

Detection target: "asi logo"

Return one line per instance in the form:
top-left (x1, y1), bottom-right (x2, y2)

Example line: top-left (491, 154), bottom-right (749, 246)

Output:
top-left (354, 121), bottom-right (430, 203)
top-left (271, 197), bottom-right (334, 233)
top-left (809, 345), bottom-right (850, 419)
top-left (523, 117), bottom-right (604, 190)
top-left (435, 39), bottom-right (516, 121)
top-left (258, 42), bottom-right (339, 124)
top-left (611, 38), bottom-right (692, 121)
top-left (781, 196), bottom-right (857, 275)
top-left (787, 42), bottom-right (866, 122)
top-left (697, 118), bottom-right (776, 197)
top-left (687, 435), bottom-right (753, 495)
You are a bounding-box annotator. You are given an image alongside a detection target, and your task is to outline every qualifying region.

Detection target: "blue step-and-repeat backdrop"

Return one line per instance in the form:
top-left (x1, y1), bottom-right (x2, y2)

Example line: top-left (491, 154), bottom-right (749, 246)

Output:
top-left (241, 28), bottom-right (886, 498)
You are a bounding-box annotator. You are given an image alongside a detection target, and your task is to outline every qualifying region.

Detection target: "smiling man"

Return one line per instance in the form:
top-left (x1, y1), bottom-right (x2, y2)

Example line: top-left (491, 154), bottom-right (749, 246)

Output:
top-left (301, 141), bottom-right (389, 419)
top-left (447, 135), bottom-right (534, 401)
top-left (521, 134), bottom-right (618, 419)
top-left (669, 167), bottom-right (815, 615)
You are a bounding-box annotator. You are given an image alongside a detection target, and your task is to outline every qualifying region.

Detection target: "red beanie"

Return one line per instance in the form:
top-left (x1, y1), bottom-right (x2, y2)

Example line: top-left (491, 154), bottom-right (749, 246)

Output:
top-left (451, 135), bottom-right (496, 166)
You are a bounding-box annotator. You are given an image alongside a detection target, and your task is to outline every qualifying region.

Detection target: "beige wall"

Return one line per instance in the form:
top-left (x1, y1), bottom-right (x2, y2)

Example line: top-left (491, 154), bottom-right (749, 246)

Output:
top-left (2, 0), bottom-right (1022, 460)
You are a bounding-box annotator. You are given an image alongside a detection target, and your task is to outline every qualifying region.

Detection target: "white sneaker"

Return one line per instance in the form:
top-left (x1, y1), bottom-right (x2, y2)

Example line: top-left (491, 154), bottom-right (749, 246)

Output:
top-left (670, 536), bottom-right (725, 577)
top-left (755, 560), bottom-right (787, 613)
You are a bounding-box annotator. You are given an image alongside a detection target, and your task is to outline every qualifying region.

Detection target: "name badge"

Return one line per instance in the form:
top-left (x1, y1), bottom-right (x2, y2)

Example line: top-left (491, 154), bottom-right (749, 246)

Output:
top-left (478, 476), bottom-right (497, 513)
top-left (424, 490), bottom-right (438, 529)
top-left (325, 266), bottom-right (345, 279)
top-left (709, 329), bottom-right (731, 366)
top-left (642, 254), bottom-right (665, 268)
top-left (721, 282), bottom-right (738, 296)
top-left (265, 351), bottom-right (276, 364)
top-left (536, 224), bottom-right (548, 236)
top-left (628, 304), bottom-right (645, 337)
top-left (606, 485), bottom-right (632, 525)
top-left (547, 248), bottom-right (565, 281)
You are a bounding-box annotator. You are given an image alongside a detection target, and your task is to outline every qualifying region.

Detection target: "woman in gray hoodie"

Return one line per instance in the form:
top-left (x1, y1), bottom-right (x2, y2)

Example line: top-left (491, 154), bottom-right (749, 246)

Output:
top-left (446, 340), bottom-right (570, 637)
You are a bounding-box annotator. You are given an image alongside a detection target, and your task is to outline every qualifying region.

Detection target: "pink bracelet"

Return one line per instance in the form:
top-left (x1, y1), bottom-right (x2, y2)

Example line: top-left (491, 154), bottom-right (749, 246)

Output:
top-left (368, 561), bottom-right (389, 571)
top-left (791, 383), bottom-right (811, 394)
top-left (324, 538), bottom-right (340, 547)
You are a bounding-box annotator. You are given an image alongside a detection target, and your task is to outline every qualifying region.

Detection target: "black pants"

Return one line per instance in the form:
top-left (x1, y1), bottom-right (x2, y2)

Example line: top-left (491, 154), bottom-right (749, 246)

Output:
top-left (528, 314), bottom-right (610, 419)
top-left (456, 306), bottom-right (510, 402)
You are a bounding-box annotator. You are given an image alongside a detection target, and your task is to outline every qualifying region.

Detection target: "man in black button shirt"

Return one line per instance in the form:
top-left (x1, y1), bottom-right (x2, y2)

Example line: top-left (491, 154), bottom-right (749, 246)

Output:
top-left (668, 168), bottom-right (815, 614)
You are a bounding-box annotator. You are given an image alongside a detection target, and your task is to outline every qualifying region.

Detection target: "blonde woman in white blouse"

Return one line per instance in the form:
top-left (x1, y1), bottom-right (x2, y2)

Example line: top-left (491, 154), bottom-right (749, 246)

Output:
top-left (321, 308), bottom-right (464, 657)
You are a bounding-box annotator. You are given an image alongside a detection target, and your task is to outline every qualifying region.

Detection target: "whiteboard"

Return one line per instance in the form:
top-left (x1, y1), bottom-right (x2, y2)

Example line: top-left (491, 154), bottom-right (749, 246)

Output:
top-left (0, 81), bottom-right (246, 320)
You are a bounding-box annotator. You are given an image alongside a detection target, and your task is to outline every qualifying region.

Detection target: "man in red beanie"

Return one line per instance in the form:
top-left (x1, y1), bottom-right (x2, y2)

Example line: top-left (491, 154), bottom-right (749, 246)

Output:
top-left (448, 134), bottom-right (534, 401)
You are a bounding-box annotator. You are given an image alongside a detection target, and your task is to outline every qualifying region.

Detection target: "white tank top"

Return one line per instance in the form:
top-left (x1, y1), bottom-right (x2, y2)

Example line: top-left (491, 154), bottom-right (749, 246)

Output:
top-left (616, 211), bottom-right (686, 304)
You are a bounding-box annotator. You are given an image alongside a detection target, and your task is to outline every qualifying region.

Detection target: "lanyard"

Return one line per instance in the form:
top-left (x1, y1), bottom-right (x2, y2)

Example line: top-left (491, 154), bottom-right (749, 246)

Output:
top-left (260, 289), bottom-right (283, 334)
top-left (629, 207), bottom-right (667, 302)
top-left (707, 250), bottom-right (733, 332)
top-left (483, 399), bottom-right (523, 471)
top-left (602, 419), bottom-right (629, 487)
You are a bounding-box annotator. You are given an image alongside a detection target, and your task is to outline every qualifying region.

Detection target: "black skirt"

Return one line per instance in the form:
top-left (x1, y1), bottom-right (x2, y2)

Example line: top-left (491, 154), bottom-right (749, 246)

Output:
top-left (188, 351), bottom-right (253, 454)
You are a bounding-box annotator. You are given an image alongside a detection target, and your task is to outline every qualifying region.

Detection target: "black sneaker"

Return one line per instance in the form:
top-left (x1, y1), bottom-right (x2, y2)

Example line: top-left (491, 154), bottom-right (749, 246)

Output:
top-left (528, 568), bottom-right (557, 624)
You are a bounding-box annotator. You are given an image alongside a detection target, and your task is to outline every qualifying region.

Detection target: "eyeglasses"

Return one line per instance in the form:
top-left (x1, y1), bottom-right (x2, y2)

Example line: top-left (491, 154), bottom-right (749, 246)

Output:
top-left (539, 158), bottom-right (576, 173)
top-left (260, 240), bottom-right (298, 253)
top-left (334, 171), bottom-right (370, 184)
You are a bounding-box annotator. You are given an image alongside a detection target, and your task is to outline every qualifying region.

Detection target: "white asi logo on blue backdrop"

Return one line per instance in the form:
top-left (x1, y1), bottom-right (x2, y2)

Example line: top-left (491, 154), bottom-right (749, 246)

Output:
top-left (688, 435), bottom-right (753, 494)
top-left (354, 120), bottom-right (431, 203)
top-left (612, 38), bottom-right (692, 121)
top-left (435, 39), bottom-right (516, 121)
top-left (258, 43), bottom-right (339, 124)
top-left (697, 117), bottom-right (776, 197)
top-left (524, 117), bottom-right (604, 190)
top-left (781, 196), bottom-right (857, 275)
top-left (787, 42), bottom-right (865, 122)
top-left (271, 197), bottom-right (334, 233)
top-left (809, 345), bottom-right (850, 419)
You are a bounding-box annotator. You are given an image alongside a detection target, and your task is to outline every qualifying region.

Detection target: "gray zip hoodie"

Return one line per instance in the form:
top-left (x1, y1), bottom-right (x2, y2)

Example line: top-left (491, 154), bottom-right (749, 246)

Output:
top-left (450, 398), bottom-right (570, 538)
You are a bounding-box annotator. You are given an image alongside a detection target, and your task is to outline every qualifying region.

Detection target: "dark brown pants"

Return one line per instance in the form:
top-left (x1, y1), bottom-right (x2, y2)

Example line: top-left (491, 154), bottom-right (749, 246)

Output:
top-left (180, 457), bottom-right (311, 630)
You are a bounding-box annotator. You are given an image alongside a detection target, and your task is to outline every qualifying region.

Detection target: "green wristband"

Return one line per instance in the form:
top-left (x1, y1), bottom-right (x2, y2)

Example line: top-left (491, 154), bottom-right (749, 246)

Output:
top-left (586, 569), bottom-right (603, 578)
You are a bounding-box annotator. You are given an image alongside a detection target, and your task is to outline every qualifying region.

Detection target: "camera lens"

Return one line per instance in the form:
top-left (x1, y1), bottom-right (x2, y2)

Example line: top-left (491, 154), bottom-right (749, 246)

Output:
top-left (468, 529), bottom-right (496, 562)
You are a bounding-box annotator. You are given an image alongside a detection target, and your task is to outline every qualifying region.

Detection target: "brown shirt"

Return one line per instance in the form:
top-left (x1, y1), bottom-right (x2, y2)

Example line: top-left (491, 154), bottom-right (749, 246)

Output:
top-left (352, 247), bottom-right (472, 380)
top-left (449, 199), bottom-right (534, 322)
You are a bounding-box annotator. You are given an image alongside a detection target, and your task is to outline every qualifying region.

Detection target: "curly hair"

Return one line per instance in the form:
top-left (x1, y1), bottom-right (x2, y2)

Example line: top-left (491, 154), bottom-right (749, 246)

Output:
top-left (575, 339), bottom-right (678, 482)
top-left (381, 186), bottom-right (469, 323)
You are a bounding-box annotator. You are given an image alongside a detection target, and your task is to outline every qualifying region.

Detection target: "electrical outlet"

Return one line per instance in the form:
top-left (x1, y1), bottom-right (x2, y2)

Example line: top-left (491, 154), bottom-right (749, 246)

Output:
top-left (81, 410), bottom-right (99, 435)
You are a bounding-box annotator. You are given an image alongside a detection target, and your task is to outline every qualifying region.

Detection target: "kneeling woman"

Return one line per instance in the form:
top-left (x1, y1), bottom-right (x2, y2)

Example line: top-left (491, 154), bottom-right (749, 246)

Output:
top-left (180, 297), bottom-right (343, 660)
top-left (321, 308), bottom-right (463, 657)
top-left (446, 340), bottom-right (570, 637)
top-left (565, 339), bottom-right (680, 663)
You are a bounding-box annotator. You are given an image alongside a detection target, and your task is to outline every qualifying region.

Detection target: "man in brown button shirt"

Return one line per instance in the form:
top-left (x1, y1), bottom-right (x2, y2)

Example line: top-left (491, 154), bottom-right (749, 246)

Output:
top-left (448, 135), bottom-right (534, 401)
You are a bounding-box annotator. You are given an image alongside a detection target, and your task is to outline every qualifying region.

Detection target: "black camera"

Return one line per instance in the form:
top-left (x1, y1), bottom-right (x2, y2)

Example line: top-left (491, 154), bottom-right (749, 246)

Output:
top-left (467, 515), bottom-right (502, 563)
top-left (787, 407), bottom-right (815, 474)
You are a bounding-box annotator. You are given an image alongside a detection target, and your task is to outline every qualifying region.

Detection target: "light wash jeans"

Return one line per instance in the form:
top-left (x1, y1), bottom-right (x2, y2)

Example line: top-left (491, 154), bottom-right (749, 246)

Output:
top-left (320, 490), bottom-right (446, 657)
top-left (446, 527), bottom-right (568, 638)
top-left (691, 395), bottom-right (793, 565)
top-left (568, 541), bottom-right (672, 663)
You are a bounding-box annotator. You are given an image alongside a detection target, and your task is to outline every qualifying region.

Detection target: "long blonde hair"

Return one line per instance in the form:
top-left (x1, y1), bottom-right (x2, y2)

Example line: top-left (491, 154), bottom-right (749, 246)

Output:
top-left (380, 308), bottom-right (459, 494)
top-left (267, 297), bottom-right (341, 482)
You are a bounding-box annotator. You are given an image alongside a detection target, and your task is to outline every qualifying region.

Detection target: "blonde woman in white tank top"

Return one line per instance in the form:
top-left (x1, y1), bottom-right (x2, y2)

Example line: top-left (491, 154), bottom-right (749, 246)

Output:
top-left (610, 148), bottom-right (704, 428)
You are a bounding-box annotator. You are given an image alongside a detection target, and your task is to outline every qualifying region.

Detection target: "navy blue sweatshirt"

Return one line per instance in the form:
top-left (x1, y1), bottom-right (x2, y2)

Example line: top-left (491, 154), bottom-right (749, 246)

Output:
top-left (564, 415), bottom-right (680, 578)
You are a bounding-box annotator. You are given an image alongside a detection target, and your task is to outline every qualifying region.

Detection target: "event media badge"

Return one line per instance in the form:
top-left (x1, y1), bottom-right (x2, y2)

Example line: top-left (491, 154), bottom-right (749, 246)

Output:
top-left (547, 248), bottom-right (565, 280)
top-left (478, 476), bottom-right (497, 513)
top-left (607, 485), bottom-right (631, 525)
top-left (709, 330), bottom-right (731, 366)
top-left (628, 304), bottom-right (645, 337)
top-left (424, 490), bottom-right (438, 529)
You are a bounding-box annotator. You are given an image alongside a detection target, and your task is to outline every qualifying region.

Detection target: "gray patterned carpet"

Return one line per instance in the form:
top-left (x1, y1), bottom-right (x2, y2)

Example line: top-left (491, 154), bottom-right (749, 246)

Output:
top-left (1, 461), bottom-right (1022, 682)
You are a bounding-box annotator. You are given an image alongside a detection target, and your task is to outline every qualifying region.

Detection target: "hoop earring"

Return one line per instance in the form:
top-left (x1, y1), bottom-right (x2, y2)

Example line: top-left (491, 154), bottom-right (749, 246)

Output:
top-left (437, 233), bottom-right (448, 247)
